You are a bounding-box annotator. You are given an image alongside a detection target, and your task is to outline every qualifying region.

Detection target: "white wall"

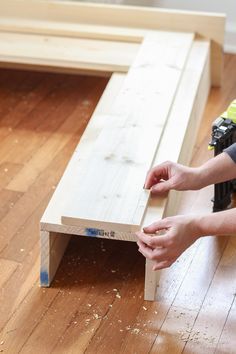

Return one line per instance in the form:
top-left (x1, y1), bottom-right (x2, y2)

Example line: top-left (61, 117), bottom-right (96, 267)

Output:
top-left (153, 0), bottom-right (236, 53)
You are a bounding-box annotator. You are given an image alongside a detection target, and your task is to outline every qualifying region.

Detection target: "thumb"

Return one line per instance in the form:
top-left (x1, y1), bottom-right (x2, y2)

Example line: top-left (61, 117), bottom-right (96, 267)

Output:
top-left (143, 219), bottom-right (169, 234)
top-left (151, 179), bottom-right (173, 193)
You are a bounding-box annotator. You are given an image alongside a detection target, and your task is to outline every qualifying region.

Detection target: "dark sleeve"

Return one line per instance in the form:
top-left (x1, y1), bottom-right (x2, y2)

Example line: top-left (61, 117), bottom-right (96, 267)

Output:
top-left (224, 143), bottom-right (236, 163)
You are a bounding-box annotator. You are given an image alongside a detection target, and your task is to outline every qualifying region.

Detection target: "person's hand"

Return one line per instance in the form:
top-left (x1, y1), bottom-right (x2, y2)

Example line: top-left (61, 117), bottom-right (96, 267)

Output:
top-left (145, 161), bottom-right (203, 194)
top-left (136, 215), bottom-right (201, 270)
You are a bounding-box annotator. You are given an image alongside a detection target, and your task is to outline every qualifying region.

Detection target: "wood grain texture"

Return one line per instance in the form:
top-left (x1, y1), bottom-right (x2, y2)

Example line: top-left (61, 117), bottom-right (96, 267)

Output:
top-left (61, 31), bottom-right (194, 232)
top-left (0, 189), bottom-right (22, 221)
top-left (0, 258), bottom-right (19, 289)
top-left (0, 31), bottom-right (139, 74)
top-left (6, 76), bottom-right (101, 192)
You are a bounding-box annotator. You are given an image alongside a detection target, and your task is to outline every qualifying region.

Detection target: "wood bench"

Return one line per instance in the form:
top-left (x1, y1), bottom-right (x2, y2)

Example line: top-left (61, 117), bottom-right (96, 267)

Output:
top-left (0, 0), bottom-right (224, 300)
top-left (40, 36), bottom-right (211, 301)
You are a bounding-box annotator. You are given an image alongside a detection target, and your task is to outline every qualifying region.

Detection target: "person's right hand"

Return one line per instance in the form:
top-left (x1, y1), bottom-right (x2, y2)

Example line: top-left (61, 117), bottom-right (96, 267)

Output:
top-left (136, 214), bottom-right (201, 270)
top-left (145, 161), bottom-right (203, 194)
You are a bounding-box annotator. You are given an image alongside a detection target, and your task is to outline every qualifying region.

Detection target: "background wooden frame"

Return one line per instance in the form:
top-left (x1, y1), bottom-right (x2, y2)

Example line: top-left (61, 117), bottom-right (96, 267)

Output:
top-left (0, 0), bottom-right (225, 85)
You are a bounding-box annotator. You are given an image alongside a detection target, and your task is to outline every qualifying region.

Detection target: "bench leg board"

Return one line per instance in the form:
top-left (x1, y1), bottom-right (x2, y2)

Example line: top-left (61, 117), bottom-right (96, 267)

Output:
top-left (40, 231), bottom-right (71, 287)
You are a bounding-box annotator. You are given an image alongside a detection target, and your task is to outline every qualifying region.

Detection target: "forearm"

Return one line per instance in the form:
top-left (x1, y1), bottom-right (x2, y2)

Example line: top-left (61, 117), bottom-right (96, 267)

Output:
top-left (197, 152), bottom-right (236, 188)
top-left (195, 208), bottom-right (236, 236)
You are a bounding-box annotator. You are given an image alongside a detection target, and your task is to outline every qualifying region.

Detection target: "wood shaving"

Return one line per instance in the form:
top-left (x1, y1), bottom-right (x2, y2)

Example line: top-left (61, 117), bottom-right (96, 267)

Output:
top-left (93, 314), bottom-right (100, 320)
top-left (132, 328), bottom-right (140, 335)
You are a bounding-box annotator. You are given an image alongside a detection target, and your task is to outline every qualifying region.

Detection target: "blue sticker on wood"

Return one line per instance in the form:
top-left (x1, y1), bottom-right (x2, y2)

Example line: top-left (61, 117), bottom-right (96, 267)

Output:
top-left (85, 228), bottom-right (116, 238)
top-left (85, 228), bottom-right (99, 237)
top-left (40, 271), bottom-right (49, 285)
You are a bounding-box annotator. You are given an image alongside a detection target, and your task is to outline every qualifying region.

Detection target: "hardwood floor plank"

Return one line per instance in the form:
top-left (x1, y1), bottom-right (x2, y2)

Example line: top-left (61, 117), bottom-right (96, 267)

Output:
top-left (215, 282), bottom-right (236, 354)
top-left (0, 238), bottom-right (139, 354)
top-left (0, 70), bottom-right (42, 119)
top-left (172, 237), bottom-right (227, 312)
top-left (0, 242), bottom-right (40, 330)
top-left (0, 162), bottom-right (23, 189)
top-left (0, 75), bottom-right (84, 164)
top-left (77, 257), bottom-right (144, 354)
top-left (0, 192), bottom-right (53, 262)
top-left (182, 238), bottom-right (236, 353)
top-left (150, 307), bottom-right (198, 354)
top-left (0, 188), bottom-right (23, 221)
top-left (0, 129), bottom-right (92, 253)
top-left (119, 242), bottom-right (202, 354)
top-left (0, 257), bottom-right (19, 289)
top-left (6, 77), bottom-right (107, 192)
top-left (0, 72), bottom-right (61, 142)
top-left (0, 134), bottom-right (86, 333)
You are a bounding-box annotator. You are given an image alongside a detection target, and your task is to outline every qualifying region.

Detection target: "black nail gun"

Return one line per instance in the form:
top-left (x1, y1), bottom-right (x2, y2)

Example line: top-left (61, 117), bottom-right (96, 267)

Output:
top-left (208, 99), bottom-right (236, 212)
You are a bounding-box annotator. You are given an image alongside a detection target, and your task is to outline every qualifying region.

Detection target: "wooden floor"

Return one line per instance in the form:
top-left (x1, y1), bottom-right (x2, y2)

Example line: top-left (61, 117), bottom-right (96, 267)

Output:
top-left (0, 54), bottom-right (236, 354)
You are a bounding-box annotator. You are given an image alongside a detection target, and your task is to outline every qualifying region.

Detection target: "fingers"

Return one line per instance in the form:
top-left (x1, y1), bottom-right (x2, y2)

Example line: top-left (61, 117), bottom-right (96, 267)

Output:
top-left (136, 231), bottom-right (168, 248)
top-left (137, 240), bottom-right (169, 263)
top-left (151, 179), bottom-right (173, 194)
top-left (143, 219), bottom-right (169, 234)
top-left (137, 240), bottom-right (155, 259)
top-left (136, 217), bottom-right (175, 268)
top-left (144, 171), bottom-right (159, 190)
top-left (152, 260), bottom-right (174, 270)
top-left (137, 241), bottom-right (174, 270)
top-left (145, 163), bottom-right (169, 189)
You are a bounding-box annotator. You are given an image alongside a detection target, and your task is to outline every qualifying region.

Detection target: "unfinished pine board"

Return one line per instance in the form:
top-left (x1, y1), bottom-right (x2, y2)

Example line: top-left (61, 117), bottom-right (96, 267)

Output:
top-left (0, 32), bottom-right (139, 74)
top-left (61, 31), bottom-right (194, 232)
top-left (0, 0), bottom-right (225, 85)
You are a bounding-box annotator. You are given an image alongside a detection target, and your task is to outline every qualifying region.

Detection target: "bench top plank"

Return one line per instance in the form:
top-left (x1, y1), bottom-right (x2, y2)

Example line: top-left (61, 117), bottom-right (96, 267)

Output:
top-left (60, 31), bottom-right (194, 232)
